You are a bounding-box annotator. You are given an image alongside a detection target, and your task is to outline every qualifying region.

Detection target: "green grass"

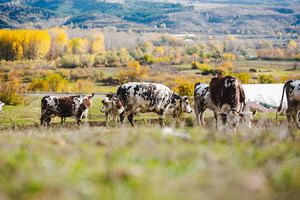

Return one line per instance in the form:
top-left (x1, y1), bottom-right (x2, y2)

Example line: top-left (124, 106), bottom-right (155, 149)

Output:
top-left (0, 127), bottom-right (299, 200)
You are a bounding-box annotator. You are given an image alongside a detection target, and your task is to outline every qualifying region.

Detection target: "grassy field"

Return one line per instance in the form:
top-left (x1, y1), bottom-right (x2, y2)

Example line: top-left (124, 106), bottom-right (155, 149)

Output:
top-left (0, 126), bottom-right (300, 200)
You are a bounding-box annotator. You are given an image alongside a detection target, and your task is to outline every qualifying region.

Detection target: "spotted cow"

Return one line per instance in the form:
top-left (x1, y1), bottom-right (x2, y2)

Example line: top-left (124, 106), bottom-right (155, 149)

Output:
top-left (100, 93), bottom-right (124, 126)
top-left (194, 81), bottom-right (256, 128)
top-left (116, 82), bottom-right (192, 127)
top-left (209, 76), bottom-right (246, 129)
top-left (41, 94), bottom-right (94, 125)
top-left (194, 82), bottom-right (217, 126)
top-left (276, 80), bottom-right (300, 127)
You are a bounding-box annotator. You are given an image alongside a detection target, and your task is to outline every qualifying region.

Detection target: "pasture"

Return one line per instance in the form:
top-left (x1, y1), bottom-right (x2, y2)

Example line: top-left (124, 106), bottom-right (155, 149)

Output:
top-left (0, 95), bottom-right (300, 200)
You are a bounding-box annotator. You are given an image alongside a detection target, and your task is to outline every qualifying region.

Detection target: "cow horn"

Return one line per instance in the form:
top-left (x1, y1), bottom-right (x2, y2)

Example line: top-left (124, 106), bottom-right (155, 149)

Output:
top-left (89, 93), bottom-right (95, 99)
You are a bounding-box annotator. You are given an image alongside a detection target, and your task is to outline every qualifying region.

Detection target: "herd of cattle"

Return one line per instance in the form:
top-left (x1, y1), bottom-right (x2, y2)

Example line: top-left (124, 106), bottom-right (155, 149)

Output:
top-left (0, 76), bottom-right (299, 130)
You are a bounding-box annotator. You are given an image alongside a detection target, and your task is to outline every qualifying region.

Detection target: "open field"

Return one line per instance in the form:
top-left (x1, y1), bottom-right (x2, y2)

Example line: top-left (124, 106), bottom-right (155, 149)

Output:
top-left (0, 126), bottom-right (300, 200)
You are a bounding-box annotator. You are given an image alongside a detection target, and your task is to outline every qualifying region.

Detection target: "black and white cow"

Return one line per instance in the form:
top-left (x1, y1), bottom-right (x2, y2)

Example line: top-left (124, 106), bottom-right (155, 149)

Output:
top-left (100, 93), bottom-right (124, 126)
top-left (41, 94), bottom-right (94, 126)
top-left (276, 80), bottom-right (300, 127)
top-left (116, 82), bottom-right (192, 127)
top-left (194, 81), bottom-right (256, 128)
top-left (194, 82), bottom-right (217, 126)
top-left (0, 101), bottom-right (4, 112)
top-left (209, 76), bottom-right (253, 129)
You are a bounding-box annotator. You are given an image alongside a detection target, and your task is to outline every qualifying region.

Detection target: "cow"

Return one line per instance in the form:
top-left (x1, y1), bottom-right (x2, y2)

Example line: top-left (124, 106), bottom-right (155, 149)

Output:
top-left (100, 93), bottom-right (124, 126)
top-left (194, 81), bottom-right (256, 128)
top-left (194, 82), bottom-right (217, 126)
top-left (276, 80), bottom-right (300, 127)
top-left (209, 76), bottom-right (246, 129)
top-left (0, 101), bottom-right (4, 112)
top-left (40, 93), bottom-right (94, 126)
top-left (116, 82), bottom-right (193, 127)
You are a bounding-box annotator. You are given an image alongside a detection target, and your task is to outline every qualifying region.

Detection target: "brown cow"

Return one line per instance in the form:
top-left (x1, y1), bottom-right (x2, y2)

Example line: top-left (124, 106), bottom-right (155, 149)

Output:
top-left (209, 76), bottom-right (246, 129)
top-left (41, 94), bottom-right (94, 126)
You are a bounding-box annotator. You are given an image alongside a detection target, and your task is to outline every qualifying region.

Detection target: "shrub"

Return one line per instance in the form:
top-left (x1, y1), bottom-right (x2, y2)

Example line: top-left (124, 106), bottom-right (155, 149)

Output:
top-left (71, 79), bottom-right (95, 93)
top-left (80, 54), bottom-right (95, 67)
top-left (258, 74), bottom-right (275, 84)
top-left (59, 55), bottom-right (81, 68)
top-left (117, 61), bottom-right (149, 83)
top-left (142, 54), bottom-right (155, 64)
top-left (191, 61), bottom-right (212, 73)
top-left (46, 73), bottom-right (68, 92)
top-left (173, 77), bottom-right (194, 97)
top-left (0, 71), bottom-right (25, 105)
top-left (226, 72), bottom-right (251, 84)
top-left (28, 79), bottom-right (49, 91)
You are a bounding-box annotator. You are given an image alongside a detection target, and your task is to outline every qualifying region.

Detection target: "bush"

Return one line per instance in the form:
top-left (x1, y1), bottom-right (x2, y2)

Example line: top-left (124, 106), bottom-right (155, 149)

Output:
top-left (191, 61), bottom-right (212, 73)
top-left (28, 79), bottom-right (49, 91)
top-left (142, 54), bottom-right (155, 64)
top-left (117, 61), bottom-right (149, 83)
top-left (59, 55), bottom-right (81, 68)
top-left (71, 79), bottom-right (95, 93)
top-left (258, 74), bottom-right (275, 84)
top-left (173, 77), bottom-right (194, 97)
top-left (46, 73), bottom-right (68, 92)
top-left (0, 71), bottom-right (25, 105)
top-left (226, 72), bottom-right (251, 84)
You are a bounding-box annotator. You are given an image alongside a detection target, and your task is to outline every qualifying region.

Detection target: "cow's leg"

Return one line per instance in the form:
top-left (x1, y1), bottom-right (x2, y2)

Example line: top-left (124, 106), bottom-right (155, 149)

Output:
top-left (128, 114), bottom-right (135, 127)
top-left (120, 112), bottom-right (125, 126)
top-left (200, 110), bottom-right (206, 126)
top-left (46, 117), bottom-right (51, 126)
top-left (213, 111), bottom-right (218, 129)
top-left (105, 113), bottom-right (109, 127)
top-left (61, 117), bottom-right (64, 125)
top-left (286, 106), bottom-right (292, 123)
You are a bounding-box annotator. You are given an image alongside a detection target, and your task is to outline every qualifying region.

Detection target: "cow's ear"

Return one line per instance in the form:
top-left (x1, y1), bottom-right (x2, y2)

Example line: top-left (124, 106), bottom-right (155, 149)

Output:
top-left (182, 96), bottom-right (188, 101)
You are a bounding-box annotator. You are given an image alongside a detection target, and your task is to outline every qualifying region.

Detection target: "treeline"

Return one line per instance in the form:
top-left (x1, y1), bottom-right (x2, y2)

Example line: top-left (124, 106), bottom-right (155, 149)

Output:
top-left (0, 29), bottom-right (105, 61)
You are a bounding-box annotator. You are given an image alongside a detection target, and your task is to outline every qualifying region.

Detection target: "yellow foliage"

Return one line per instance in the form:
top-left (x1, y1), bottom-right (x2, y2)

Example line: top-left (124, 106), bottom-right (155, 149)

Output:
top-left (117, 61), bottom-right (149, 83)
top-left (173, 77), bottom-right (195, 97)
top-left (28, 79), bottom-right (50, 91)
top-left (0, 71), bottom-right (25, 105)
top-left (91, 33), bottom-right (105, 54)
top-left (68, 37), bottom-right (89, 54)
top-left (46, 73), bottom-right (68, 92)
top-left (49, 28), bottom-right (68, 58)
top-left (191, 61), bottom-right (212, 72)
top-left (0, 29), bottom-right (51, 60)
top-left (72, 79), bottom-right (95, 93)
top-left (222, 53), bottom-right (236, 61)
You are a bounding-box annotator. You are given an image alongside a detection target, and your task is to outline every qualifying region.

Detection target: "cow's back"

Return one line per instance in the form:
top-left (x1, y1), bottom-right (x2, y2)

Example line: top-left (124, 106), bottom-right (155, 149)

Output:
top-left (117, 82), bottom-right (173, 112)
top-left (209, 76), bottom-right (245, 109)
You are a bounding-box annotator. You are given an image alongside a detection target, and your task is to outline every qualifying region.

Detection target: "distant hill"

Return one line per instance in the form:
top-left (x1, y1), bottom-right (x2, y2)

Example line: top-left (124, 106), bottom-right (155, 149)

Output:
top-left (0, 0), bottom-right (299, 35)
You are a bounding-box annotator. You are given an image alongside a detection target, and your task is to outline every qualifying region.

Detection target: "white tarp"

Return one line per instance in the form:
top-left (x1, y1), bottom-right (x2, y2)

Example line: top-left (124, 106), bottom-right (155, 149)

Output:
top-left (243, 84), bottom-right (285, 109)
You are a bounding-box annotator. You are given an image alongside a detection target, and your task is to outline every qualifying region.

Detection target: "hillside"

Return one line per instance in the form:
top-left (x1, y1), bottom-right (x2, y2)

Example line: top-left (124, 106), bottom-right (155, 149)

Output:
top-left (0, 0), bottom-right (300, 35)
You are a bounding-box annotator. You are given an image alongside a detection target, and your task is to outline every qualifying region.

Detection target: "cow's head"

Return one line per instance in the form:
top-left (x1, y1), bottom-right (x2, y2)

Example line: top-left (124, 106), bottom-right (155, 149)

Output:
top-left (218, 104), bottom-right (256, 129)
top-left (239, 105), bottom-right (257, 128)
top-left (218, 104), bottom-right (242, 129)
top-left (83, 93), bottom-right (94, 108)
top-left (169, 94), bottom-right (192, 117)
top-left (101, 94), bottom-right (124, 114)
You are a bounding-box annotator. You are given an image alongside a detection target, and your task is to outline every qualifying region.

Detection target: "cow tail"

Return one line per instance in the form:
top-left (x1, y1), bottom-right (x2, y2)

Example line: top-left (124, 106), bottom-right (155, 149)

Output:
top-left (276, 82), bottom-right (288, 121)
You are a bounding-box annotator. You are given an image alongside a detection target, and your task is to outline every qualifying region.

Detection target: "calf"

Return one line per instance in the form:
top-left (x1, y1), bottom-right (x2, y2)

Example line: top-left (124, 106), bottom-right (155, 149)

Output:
top-left (276, 80), bottom-right (300, 127)
top-left (116, 82), bottom-right (192, 127)
top-left (41, 93), bottom-right (94, 126)
top-left (100, 93), bottom-right (124, 126)
top-left (194, 82), bottom-right (255, 128)
top-left (209, 76), bottom-right (246, 129)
